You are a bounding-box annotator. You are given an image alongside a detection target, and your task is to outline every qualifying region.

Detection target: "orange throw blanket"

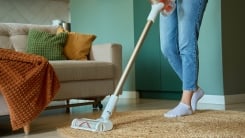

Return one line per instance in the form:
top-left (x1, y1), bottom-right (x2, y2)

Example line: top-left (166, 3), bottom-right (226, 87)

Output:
top-left (0, 48), bottom-right (60, 130)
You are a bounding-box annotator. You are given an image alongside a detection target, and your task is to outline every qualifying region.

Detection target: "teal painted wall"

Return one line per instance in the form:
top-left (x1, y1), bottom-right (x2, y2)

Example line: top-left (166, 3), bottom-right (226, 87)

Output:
top-left (70, 0), bottom-right (135, 91)
top-left (198, 0), bottom-right (224, 95)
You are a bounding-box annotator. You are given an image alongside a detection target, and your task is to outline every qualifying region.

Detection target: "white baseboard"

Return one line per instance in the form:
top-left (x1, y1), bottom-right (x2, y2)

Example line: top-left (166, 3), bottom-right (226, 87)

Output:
top-left (199, 95), bottom-right (225, 105)
top-left (105, 91), bottom-right (139, 99)
top-left (199, 94), bottom-right (245, 105)
top-left (105, 91), bottom-right (245, 105)
top-left (119, 91), bottom-right (139, 99)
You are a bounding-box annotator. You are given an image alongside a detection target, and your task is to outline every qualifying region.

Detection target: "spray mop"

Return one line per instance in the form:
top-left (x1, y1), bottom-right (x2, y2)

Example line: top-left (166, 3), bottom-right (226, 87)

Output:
top-left (70, 0), bottom-right (176, 132)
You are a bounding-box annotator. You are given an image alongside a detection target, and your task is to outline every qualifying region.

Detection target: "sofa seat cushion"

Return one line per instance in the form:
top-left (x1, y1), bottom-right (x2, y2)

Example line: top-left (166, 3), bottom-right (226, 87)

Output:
top-left (49, 60), bottom-right (114, 81)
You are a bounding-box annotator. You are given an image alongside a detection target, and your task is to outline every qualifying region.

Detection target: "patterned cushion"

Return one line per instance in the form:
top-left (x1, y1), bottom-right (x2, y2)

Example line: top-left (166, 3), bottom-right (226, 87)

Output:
top-left (26, 29), bottom-right (68, 60)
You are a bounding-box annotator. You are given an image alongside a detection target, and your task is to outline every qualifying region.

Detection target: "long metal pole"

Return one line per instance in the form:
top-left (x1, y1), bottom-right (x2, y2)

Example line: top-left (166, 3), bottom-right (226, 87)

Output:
top-left (114, 20), bottom-right (153, 96)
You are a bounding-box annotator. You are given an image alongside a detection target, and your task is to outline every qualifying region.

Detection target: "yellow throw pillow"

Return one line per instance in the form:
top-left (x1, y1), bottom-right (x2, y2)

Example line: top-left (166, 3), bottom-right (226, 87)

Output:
top-left (64, 32), bottom-right (96, 60)
top-left (57, 26), bottom-right (96, 60)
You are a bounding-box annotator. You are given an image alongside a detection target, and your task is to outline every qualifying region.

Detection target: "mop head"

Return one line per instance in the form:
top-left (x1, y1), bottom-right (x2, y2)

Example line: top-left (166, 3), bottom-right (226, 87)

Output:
top-left (71, 118), bottom-right (113, 132)
top-left (70, 95), bottom-right (118, 132)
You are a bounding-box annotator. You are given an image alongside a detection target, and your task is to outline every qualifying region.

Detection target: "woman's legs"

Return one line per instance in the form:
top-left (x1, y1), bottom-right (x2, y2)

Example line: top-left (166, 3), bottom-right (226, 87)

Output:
top-left (160, 5), bottom-right (181, 80)
top-left (178, 0), bottom-right (207, 91)
top-left (160, 0), bottom-right (208, 117)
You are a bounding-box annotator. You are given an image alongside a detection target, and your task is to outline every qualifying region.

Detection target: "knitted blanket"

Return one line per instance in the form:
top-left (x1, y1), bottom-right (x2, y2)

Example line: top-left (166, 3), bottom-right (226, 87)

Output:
top-left (0, 48), bottom-right (60, 131)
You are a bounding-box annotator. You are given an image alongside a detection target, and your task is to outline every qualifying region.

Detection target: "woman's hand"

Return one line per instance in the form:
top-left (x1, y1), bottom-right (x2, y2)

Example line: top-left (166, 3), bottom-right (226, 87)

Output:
top-left (159, 0), bottom-right (174, 13)
top-left (149, 0), bottom-right (176, 16)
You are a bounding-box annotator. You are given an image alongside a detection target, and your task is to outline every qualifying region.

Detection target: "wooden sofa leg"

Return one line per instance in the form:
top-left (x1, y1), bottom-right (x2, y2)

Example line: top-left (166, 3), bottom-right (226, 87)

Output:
top-left (66, 99), bottom-right (70, 113)
top-left (23, 124), bottom-right (30, 135)
top-left (92, 97), bottom-right (104, 110)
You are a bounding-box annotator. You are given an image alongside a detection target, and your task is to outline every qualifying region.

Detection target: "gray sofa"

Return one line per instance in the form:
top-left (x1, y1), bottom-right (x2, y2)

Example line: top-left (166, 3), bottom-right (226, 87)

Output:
top-left (0, 23), bottom-right (122, 134)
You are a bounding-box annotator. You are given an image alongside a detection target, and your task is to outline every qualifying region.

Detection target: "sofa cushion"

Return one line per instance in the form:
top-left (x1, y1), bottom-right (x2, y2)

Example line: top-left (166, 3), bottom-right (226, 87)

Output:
top-left (26, 29), bottom-right (68, 60)
top-left (49, 60), bottom-right (114, 81)
top-left (64, 32), bottom-right (96, 60)
top-left (0, 23), bottom-right (58, 51)
top-left (57, 26), bottom-right (96, 60)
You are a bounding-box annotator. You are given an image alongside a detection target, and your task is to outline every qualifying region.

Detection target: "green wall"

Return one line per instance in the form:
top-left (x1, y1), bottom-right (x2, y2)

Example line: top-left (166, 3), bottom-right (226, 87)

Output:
top-left (198, 0), bottom-right (223, 95)
top-left (70, 0), bottom-right (245, 97)
top-left (70, 0), bottom-right (135, 91)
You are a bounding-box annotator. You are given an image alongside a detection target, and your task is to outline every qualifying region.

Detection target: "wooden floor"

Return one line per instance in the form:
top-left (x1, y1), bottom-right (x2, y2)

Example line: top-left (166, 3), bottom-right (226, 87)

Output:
top-left (0, 98), bottom-right (244, 138)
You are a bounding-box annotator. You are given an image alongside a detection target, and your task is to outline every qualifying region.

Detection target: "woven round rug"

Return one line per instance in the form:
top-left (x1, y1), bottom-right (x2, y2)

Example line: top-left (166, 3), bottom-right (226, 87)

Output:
top-left (57, 109), bottom-right (245, 138)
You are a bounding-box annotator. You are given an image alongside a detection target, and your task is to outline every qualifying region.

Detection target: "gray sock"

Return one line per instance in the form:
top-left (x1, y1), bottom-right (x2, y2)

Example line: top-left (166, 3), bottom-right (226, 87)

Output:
top-left (191, 88), bottom-right (204, 112)
top-left (164, 103), bottom-right (192, 118)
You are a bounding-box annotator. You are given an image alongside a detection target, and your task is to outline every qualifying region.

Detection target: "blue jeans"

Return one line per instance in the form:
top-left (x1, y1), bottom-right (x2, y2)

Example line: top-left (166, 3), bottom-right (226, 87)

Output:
top-left (160, 0), bottom-right (208, 91)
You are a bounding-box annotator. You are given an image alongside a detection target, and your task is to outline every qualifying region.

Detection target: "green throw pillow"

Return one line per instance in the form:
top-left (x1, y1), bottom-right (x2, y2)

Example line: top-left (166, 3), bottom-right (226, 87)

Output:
top-left (26, 29), bottom-right (68, 60)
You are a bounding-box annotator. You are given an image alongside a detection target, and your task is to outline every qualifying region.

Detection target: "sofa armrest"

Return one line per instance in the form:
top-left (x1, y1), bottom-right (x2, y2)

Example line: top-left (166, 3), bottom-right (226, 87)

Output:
top-left (89, 43), bottom-right (122, 87)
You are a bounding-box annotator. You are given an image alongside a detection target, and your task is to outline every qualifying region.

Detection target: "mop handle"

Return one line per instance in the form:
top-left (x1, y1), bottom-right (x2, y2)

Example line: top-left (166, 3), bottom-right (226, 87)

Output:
top-left (113, 3), bottom-right (164, 97)
top-left (113, 20), bottom-right (153, 97)
top-left (101, 3), bottom-right (164, 120)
